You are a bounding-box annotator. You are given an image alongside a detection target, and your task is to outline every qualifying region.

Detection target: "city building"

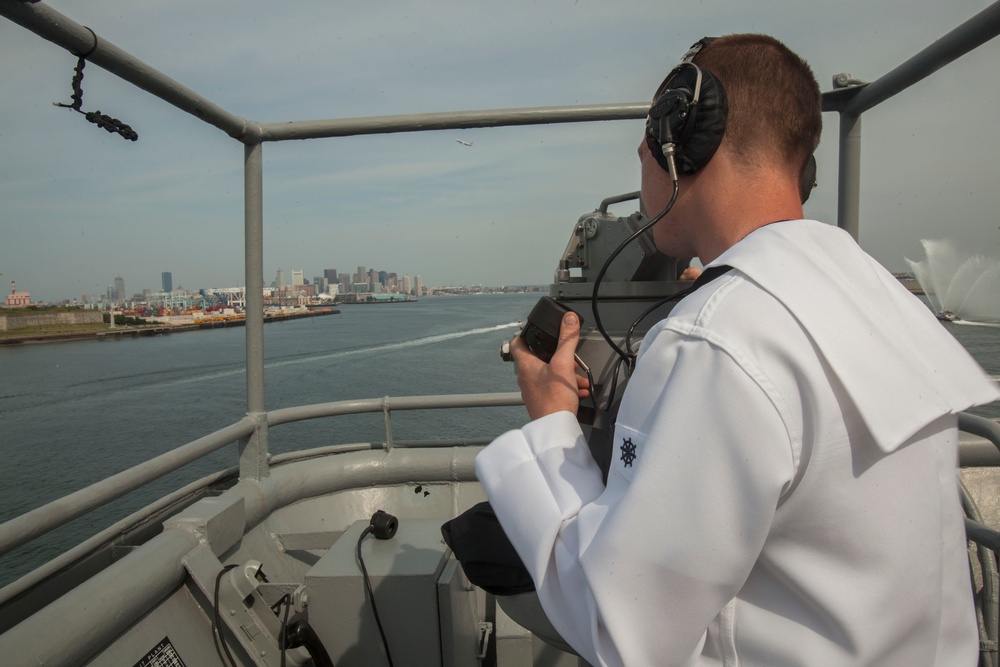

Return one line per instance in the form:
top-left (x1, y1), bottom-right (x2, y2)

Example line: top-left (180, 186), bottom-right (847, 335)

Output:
top-left (4, 281), bottom-right (30, 307)
top-left (414, 275), bottom-right (423, 297)
top-left (114, 276), bottom-right (125, 301)
top-left (162, 272), bottom-right (173, 293)
top-left (292, 270), bottom-right (304, 286)
top-left (324, 268), bottom-right (338, 284)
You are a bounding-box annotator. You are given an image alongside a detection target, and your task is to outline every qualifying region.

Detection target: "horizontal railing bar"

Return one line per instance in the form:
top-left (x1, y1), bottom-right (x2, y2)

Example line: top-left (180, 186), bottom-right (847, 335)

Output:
top-left (959, 440), bottom-right (1000, 467)
top-left (960, 412), bottom-right (1000, 455)
top-left (257, 105), bottom-right (649, 141)
top-left (266, 392), bottom-right (524, 426)
top-left (270, 439), bottom-right (497, 464)
top-left (0, 466), bottom-right (236, 610)
top-left (0, 417), bottom-right (255, 557)
top-left (841, 0), bottom-right (1000, 116)
top-left (387, 438), bottom-right (495, 448)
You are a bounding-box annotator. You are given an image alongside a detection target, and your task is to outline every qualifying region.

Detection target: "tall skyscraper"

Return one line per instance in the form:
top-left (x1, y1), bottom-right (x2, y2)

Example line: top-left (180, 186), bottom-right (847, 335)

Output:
top-left (324, 268), bottom-right (338, 284)
top-left (292, 270), bottom-right (304, 286)
top-left (276, 268), bottom-right (285, 290)
top-left (162, 272), bottom-right (173, 293)
top-left (403, 275), bottom-right (412, 295)
top-left (114, 276), bottom-right (125, 301)
top-left (415, 275), bottom-right (423, 297)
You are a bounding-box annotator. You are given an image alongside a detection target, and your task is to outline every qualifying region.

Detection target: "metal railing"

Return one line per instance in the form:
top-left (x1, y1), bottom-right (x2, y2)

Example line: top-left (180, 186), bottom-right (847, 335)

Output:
top-left (821, 0), bottom-right (1000, 240)
top-left (0, 392), bottom-right (522, 558)
top-left (960, 414), bottom-right (1000, 667)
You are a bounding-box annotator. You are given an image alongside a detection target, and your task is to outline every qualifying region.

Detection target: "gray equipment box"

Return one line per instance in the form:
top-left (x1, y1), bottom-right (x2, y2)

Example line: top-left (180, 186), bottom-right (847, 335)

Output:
top-left (306, 518), bottom-right (480, 666)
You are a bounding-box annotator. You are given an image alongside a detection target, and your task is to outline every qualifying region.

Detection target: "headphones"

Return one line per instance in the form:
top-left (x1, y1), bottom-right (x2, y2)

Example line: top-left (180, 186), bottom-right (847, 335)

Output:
top-left (646, 38), bottom-right (729, 177)
top-left (646, 37), bottom-right (818, 203)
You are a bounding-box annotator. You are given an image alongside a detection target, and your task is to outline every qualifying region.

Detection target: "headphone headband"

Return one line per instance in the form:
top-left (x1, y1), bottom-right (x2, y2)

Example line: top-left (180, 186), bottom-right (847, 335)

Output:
top-left (680, 37), bottom-right (716, 63)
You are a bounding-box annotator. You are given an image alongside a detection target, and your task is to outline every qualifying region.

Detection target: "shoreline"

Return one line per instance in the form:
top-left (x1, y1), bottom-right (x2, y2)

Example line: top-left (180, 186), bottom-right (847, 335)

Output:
top-left (0, 308), bottom-right (339, 347)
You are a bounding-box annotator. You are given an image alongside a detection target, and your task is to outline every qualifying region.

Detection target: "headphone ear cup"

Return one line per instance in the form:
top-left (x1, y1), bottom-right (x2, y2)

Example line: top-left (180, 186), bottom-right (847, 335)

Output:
top-left (799, 153), bottom-right (817, 203)
top-left (675, 68), bottom-right (728, 175)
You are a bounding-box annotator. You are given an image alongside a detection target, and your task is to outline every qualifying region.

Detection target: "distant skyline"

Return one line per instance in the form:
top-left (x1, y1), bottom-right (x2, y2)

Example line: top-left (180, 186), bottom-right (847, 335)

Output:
top-left (39, 261), bottom-right (517, 305)
top-left (2, 1), bottom-right (999, 303)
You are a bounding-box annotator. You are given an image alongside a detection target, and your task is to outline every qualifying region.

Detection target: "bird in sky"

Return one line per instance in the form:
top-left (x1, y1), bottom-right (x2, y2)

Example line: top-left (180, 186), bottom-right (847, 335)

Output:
top-left (455, 139), bottom-right (473, 146)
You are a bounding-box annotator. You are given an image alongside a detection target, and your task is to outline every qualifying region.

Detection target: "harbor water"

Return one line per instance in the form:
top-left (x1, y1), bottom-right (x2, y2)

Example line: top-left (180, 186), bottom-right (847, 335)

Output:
top-left (1, 292), bottom-right (999, 587)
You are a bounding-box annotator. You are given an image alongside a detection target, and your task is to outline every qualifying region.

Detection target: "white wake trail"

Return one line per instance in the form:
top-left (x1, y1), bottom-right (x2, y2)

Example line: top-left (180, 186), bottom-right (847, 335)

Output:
top-left (156, 322), bottom-right (522, 386)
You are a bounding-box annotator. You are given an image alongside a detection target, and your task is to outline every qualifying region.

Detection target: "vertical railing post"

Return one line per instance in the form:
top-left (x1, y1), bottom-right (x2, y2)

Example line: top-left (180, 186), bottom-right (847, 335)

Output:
top-left (837, 112), bottom-right (862, 240)
top-left (382, 397), bottom-right (395, 449)
top-left (241, 141), bottom-right (269, 479)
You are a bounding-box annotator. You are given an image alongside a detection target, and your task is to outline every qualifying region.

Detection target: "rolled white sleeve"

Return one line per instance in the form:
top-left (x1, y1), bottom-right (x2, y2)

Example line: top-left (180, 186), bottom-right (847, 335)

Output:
top-left (476, 327), bottom-right (796, 667)
top-left (475, 411), bottom-right (606, 579)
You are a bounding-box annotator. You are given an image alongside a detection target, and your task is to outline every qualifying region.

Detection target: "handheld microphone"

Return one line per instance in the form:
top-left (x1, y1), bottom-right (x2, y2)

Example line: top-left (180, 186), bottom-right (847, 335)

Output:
top-left (519, 297), bottom-right (584, 363)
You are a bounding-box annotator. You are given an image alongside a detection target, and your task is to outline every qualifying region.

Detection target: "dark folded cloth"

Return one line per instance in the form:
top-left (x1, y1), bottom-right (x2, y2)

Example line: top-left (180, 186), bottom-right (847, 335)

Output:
top-left (441, 501), bottom-right (535, 596)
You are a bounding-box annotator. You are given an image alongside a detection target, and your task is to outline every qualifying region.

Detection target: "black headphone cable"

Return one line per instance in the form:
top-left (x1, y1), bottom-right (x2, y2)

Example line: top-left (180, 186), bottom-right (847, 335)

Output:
top-left (589, 175), bottom-right (679, 374)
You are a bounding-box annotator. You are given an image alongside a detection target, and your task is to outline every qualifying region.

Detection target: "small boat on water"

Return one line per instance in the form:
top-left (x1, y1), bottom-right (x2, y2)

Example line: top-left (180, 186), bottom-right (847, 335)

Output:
top-left (940, 309), bottom-right (962, 322)
top-left (1, 2), bottom-right (1000, 666)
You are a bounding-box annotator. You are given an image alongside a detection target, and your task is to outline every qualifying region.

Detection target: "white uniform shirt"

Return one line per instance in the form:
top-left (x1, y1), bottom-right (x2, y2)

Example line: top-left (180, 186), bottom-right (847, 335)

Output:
top-left (476, 220), bottom-right (1000, 666)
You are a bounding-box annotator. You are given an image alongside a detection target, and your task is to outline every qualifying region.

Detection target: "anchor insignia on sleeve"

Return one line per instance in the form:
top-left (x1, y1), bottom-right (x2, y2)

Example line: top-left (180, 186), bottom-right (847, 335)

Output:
top-left (620, 437), bottom-right (637, 468)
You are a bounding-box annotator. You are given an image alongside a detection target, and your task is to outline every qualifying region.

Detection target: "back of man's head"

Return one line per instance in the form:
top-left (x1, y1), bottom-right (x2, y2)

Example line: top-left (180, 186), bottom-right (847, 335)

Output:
top-left (692, 34), bottom-right (822, 177)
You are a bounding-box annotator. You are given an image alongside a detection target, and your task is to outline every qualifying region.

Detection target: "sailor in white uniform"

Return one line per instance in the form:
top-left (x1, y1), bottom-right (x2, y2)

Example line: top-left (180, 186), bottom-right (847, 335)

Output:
top-left (476, 34), bottom-right (1000, 667)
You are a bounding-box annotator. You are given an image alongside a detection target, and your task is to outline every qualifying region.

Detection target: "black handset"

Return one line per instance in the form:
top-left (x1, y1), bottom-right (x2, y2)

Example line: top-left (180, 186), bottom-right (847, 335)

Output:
top-left (519, 297), bottom-right (584, 363)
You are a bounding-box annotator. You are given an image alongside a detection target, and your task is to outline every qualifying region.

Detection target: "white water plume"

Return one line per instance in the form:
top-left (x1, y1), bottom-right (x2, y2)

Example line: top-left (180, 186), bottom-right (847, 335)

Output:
top-left (906, 239), bottom-right (1000, 324)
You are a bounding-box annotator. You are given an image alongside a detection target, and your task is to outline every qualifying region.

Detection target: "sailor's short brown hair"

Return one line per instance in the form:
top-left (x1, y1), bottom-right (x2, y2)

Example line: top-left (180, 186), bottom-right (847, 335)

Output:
top-left (692, 34), bottom-right (822, 175)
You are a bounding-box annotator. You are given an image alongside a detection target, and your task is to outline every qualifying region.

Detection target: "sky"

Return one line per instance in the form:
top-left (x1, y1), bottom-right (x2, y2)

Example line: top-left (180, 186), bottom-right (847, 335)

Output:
top-left (1, 0), bottom-right (998, 303)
